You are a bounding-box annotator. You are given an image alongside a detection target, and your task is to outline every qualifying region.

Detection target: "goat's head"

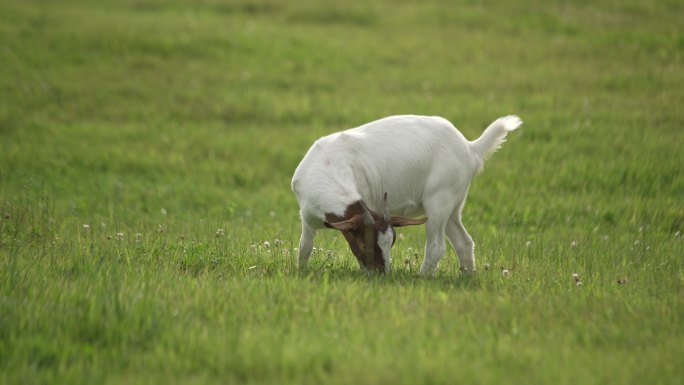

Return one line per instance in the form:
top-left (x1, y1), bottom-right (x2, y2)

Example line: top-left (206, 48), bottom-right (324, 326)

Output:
top-left (324, 193), bottom-right (427, 273)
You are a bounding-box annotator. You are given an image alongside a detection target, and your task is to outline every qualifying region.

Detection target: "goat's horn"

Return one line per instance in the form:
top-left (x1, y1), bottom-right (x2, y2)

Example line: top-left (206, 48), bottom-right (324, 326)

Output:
top-left (382, 192), bottom-right (390, 221)
top-left (360, 200), bottom-right (375, 225)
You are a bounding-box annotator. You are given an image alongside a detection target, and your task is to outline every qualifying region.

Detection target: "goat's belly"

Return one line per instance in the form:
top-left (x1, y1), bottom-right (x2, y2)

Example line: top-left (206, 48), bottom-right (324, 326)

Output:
top-left (391, 200), bottom-right (425, 218)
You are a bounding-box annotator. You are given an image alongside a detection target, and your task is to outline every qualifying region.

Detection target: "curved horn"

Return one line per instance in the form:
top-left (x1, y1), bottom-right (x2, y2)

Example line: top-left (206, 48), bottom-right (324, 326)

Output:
top-left (360, 200), bottom-right (375, 225)
top-left (382, 192), bottom-right (390, 221)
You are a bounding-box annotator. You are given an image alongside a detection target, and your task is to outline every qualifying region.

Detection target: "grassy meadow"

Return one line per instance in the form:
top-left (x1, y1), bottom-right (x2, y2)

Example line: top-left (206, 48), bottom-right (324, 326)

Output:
top-left (1, 0), bottom-right (683, 384)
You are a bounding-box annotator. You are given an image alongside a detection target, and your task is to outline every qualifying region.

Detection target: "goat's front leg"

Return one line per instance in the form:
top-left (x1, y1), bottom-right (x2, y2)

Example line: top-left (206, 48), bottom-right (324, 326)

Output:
top-left (297, 220), bottom-right (316, 269)
top-left (419, 218), bottom-right (448, 276)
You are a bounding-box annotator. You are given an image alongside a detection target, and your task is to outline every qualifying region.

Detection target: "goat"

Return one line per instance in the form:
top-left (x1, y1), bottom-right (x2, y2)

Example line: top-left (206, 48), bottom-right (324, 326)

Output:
top-left (291, 114), bottom-right (522, 274)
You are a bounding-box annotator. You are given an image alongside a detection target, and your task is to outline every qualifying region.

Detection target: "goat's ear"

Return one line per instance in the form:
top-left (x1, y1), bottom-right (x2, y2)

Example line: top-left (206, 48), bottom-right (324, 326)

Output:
top-left (325, 215), bottom-right (363, 231)
top-left (390, 216), bottom-right (428, 227)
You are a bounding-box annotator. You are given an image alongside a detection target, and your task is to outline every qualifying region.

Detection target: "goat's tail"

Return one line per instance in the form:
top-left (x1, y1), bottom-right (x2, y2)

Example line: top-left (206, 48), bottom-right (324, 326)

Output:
top-left (468, 115), bottom-right (522, 172)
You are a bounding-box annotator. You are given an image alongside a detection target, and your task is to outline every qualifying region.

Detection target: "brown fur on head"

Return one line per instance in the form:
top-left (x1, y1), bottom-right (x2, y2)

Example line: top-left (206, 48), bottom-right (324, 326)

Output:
top-left (324, 194), bottom-right (427, 272)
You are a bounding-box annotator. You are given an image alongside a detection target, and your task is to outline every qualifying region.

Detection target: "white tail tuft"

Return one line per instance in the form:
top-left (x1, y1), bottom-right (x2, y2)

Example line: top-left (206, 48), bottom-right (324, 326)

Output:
top-left (500, 115), bottom-right (523, 132)
top-left (469, 115), bottom-right (522, 172)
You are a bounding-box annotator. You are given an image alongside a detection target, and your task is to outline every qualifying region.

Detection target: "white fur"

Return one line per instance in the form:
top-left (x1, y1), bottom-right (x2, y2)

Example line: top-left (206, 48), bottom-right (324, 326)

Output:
top-left (292, 115), bottom-right (522, 274)
top-left (377, 228), bottom-right (394, 272)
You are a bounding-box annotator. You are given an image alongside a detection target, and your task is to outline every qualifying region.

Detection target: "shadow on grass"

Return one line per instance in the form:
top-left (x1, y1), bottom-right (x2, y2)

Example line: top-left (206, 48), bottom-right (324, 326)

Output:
top-left (296, 264), bottom-right (484, 290)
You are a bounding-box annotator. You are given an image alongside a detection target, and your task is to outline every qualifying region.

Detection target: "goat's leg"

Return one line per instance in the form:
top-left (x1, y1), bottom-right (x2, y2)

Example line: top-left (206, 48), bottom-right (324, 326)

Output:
top-left (297, 220), bottom-right (316, 269)
top-left (419, 217), bottom-right (448, 276)
top-left (446, 210), bottom-right (475, 272)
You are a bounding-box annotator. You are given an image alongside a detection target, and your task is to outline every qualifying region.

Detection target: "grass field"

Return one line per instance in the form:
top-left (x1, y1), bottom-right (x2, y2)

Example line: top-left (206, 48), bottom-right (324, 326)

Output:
top-left (1, 0), bottom-right (683, 384)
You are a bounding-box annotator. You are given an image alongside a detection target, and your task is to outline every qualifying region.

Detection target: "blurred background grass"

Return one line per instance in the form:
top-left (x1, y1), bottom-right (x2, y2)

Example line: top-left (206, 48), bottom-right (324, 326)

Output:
top-left (2, 0), bottom-right (681, 231)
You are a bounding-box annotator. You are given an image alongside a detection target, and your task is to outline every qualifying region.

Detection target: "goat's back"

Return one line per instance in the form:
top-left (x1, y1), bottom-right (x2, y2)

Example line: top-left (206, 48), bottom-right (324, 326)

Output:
top-left (292, 115), bottom-right (478, 222)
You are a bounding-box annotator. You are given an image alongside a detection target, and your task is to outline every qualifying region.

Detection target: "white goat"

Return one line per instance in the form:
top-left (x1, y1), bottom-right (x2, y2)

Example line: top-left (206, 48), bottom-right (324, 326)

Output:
top-left (291, 114), bottom-right (522, 274)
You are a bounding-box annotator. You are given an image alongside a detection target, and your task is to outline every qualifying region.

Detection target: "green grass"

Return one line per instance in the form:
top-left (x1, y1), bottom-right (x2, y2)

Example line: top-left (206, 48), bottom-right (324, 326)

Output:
top-left (1, 0), bottom-right (683, 384)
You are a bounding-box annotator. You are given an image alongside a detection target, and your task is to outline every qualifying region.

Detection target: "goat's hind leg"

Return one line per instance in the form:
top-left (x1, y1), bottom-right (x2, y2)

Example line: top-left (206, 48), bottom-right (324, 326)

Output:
top-left (445, 207), bottom-right (475, 272)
